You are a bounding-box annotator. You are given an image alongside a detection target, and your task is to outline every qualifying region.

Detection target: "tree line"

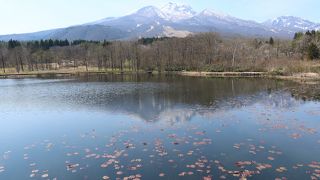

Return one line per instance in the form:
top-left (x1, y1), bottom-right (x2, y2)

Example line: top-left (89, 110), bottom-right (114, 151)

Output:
top-left (293, 30), bottom-right (320, 60)
top-left (0, 31), bottom-right (319, 74)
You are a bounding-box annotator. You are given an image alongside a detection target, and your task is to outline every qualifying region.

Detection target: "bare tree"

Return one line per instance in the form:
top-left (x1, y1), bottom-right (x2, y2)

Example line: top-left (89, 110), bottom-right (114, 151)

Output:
top-left (0, 44), bottom-right (8, 73)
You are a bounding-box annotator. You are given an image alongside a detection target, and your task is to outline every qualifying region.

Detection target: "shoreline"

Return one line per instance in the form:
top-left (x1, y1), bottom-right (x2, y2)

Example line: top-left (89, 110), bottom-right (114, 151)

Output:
top-left (0, 70), bottom-right (320, 83)
top-left (178, 72), bottom-right (320, 85)
top-left (177, 71), bottom-right (267, 78)
top-left (0, 70), bottom-right (130, 78)
top-left (177, 71), bottom-right (320, 82)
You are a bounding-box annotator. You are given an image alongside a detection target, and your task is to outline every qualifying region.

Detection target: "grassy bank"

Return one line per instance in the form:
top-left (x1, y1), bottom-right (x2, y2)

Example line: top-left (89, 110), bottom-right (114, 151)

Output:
top-left (0, 66), bottom-right (147, 78)
top-left (1, 64), bottom-right (320, 83)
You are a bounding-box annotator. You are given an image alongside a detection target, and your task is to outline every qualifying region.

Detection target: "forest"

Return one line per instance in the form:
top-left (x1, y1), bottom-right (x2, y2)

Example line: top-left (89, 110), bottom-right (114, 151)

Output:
top-left (0, 30), bottom-right (319, 75)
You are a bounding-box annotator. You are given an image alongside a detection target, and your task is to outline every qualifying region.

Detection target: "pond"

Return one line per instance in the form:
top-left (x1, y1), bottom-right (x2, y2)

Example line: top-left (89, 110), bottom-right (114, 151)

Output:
top-left (0, 74), bottom-right (319, 180)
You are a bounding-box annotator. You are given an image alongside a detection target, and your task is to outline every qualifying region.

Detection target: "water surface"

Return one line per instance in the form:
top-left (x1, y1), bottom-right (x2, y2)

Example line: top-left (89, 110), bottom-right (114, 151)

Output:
top-left (0, 75), bottom-right (319, 180)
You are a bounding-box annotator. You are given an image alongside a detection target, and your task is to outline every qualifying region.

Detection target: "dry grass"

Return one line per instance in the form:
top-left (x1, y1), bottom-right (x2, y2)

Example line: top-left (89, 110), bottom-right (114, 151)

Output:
top-left (1, 60), bottom-right (319, 80)
top-left (0, 66), bottom-right (140, 76)
top-left (263, 59), bottom-right (320, 75)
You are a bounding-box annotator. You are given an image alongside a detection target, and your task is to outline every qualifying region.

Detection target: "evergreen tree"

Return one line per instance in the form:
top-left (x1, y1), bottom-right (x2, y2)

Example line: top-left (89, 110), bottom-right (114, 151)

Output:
top-left (269, 37), bottom-right (274, 46)
top-left (48, 39), bottom-right (54, 47)
top-left (307, 43), bottom-right (320, 60)
top-left (305, 30), bottom-right (312, 36)
top-left (103, 40), bottom-right (111, 47)
top-left (8, 39), bottom-right (20, 49)
top-left (63, 39), bottom-right (70, 46)
top-left (293, 32), bottom-right (304, 40)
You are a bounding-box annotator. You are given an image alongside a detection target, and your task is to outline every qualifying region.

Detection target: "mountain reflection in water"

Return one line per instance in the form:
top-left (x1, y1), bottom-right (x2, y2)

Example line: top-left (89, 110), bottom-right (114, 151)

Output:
top-left (0, 74), bottom-right (318, 180)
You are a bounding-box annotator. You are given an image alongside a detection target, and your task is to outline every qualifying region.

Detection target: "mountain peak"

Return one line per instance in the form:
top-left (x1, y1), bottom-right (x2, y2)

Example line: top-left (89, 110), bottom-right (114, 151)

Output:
top-left (161, 2), bottom-right (196, 21)
top-left (135, 6), bottom-right (165, 18)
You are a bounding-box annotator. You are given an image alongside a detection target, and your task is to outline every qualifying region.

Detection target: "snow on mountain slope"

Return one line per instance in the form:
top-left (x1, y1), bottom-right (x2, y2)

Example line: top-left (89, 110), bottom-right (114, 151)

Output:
top-left (264, 16), bottom-right (320, 33)
top-left (162, 26), bottom-right (192, 37)
top-left (160, 2), bottom-right (196, 21)
top-left (135, 6), bottom-right (166, 18)
top-left (197, 9), bottom-right (270, 29)
top-left (198, 9), bottom-right (231, 20)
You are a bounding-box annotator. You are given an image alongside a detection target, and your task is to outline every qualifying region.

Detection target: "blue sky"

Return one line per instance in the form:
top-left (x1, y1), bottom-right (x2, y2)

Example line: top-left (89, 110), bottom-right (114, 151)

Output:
top-left (0, 0), bottom-right (319, 35)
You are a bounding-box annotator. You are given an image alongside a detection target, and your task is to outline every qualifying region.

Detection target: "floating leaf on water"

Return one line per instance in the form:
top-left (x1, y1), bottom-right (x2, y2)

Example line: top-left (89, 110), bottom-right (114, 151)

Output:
top-left (29, 163), bottom-right (36, 167)
top-left (195, 131), bottom-right (206, 136)
top-left (66, 163), bottom-right (79, 171)
top-left (116, 171), bottom-right (123, 175)
top-left (41, 174), bottom-right (49, 178)
top-left (218, 166), bottom-right (227, 172)
top-left (314, 169), bottom-right (320, 174)
top-left (235, 161), bottom-right (252, 167)
top-left (233, 144), bottom-right (241, 149)
top-left (276, 167), bottom-right (287, 173)
top-left (46, 143), bottom-right (53, 149)
top-left (193, 139), bottom-right (212, 146)
top-left (187, 164), bottom-right (196, 168)
top-left (256, 163), bottom-right (272, 171)
top-left (203, 176), bottom-right (212, 180)
top-left (268, 157), bottom-right (275, 161)
top-left (31, 169), bottom-right (39, 173)
top-left (308, 162), bottom-right (320, 169)
top-left (102, 175), bottom-right (110, 180)
top-left (290, 133), bottom-right (301, 139)
top-left (297, 164), bottom-right (304, 167)
top-left (187, 151), bottom-right (194, 156)
top-left (249, 150), bottom-right (257, 155)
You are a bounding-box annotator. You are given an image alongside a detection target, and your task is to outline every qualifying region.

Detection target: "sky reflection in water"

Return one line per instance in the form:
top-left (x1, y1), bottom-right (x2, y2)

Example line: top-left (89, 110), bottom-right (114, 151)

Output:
top-left (0, 75), bottom-right (319, 180)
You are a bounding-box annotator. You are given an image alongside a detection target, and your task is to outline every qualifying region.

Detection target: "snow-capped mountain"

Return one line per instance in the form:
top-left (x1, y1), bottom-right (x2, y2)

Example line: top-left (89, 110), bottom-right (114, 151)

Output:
top-left (264, 16), bottom-right (320, 33)
top-left (160, 2), bottom-right (196, 21)
top-left (176, 8), bottom-right (276, 37)
top-left (195, 9), bottom-right (266, 28)
top-left (0, 3), bottom-right (319, 41)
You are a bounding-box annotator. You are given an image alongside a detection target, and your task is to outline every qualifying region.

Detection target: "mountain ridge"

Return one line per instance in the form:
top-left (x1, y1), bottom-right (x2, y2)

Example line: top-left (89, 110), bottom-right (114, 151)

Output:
top-left (0, 2), bottom-right (319, 41)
